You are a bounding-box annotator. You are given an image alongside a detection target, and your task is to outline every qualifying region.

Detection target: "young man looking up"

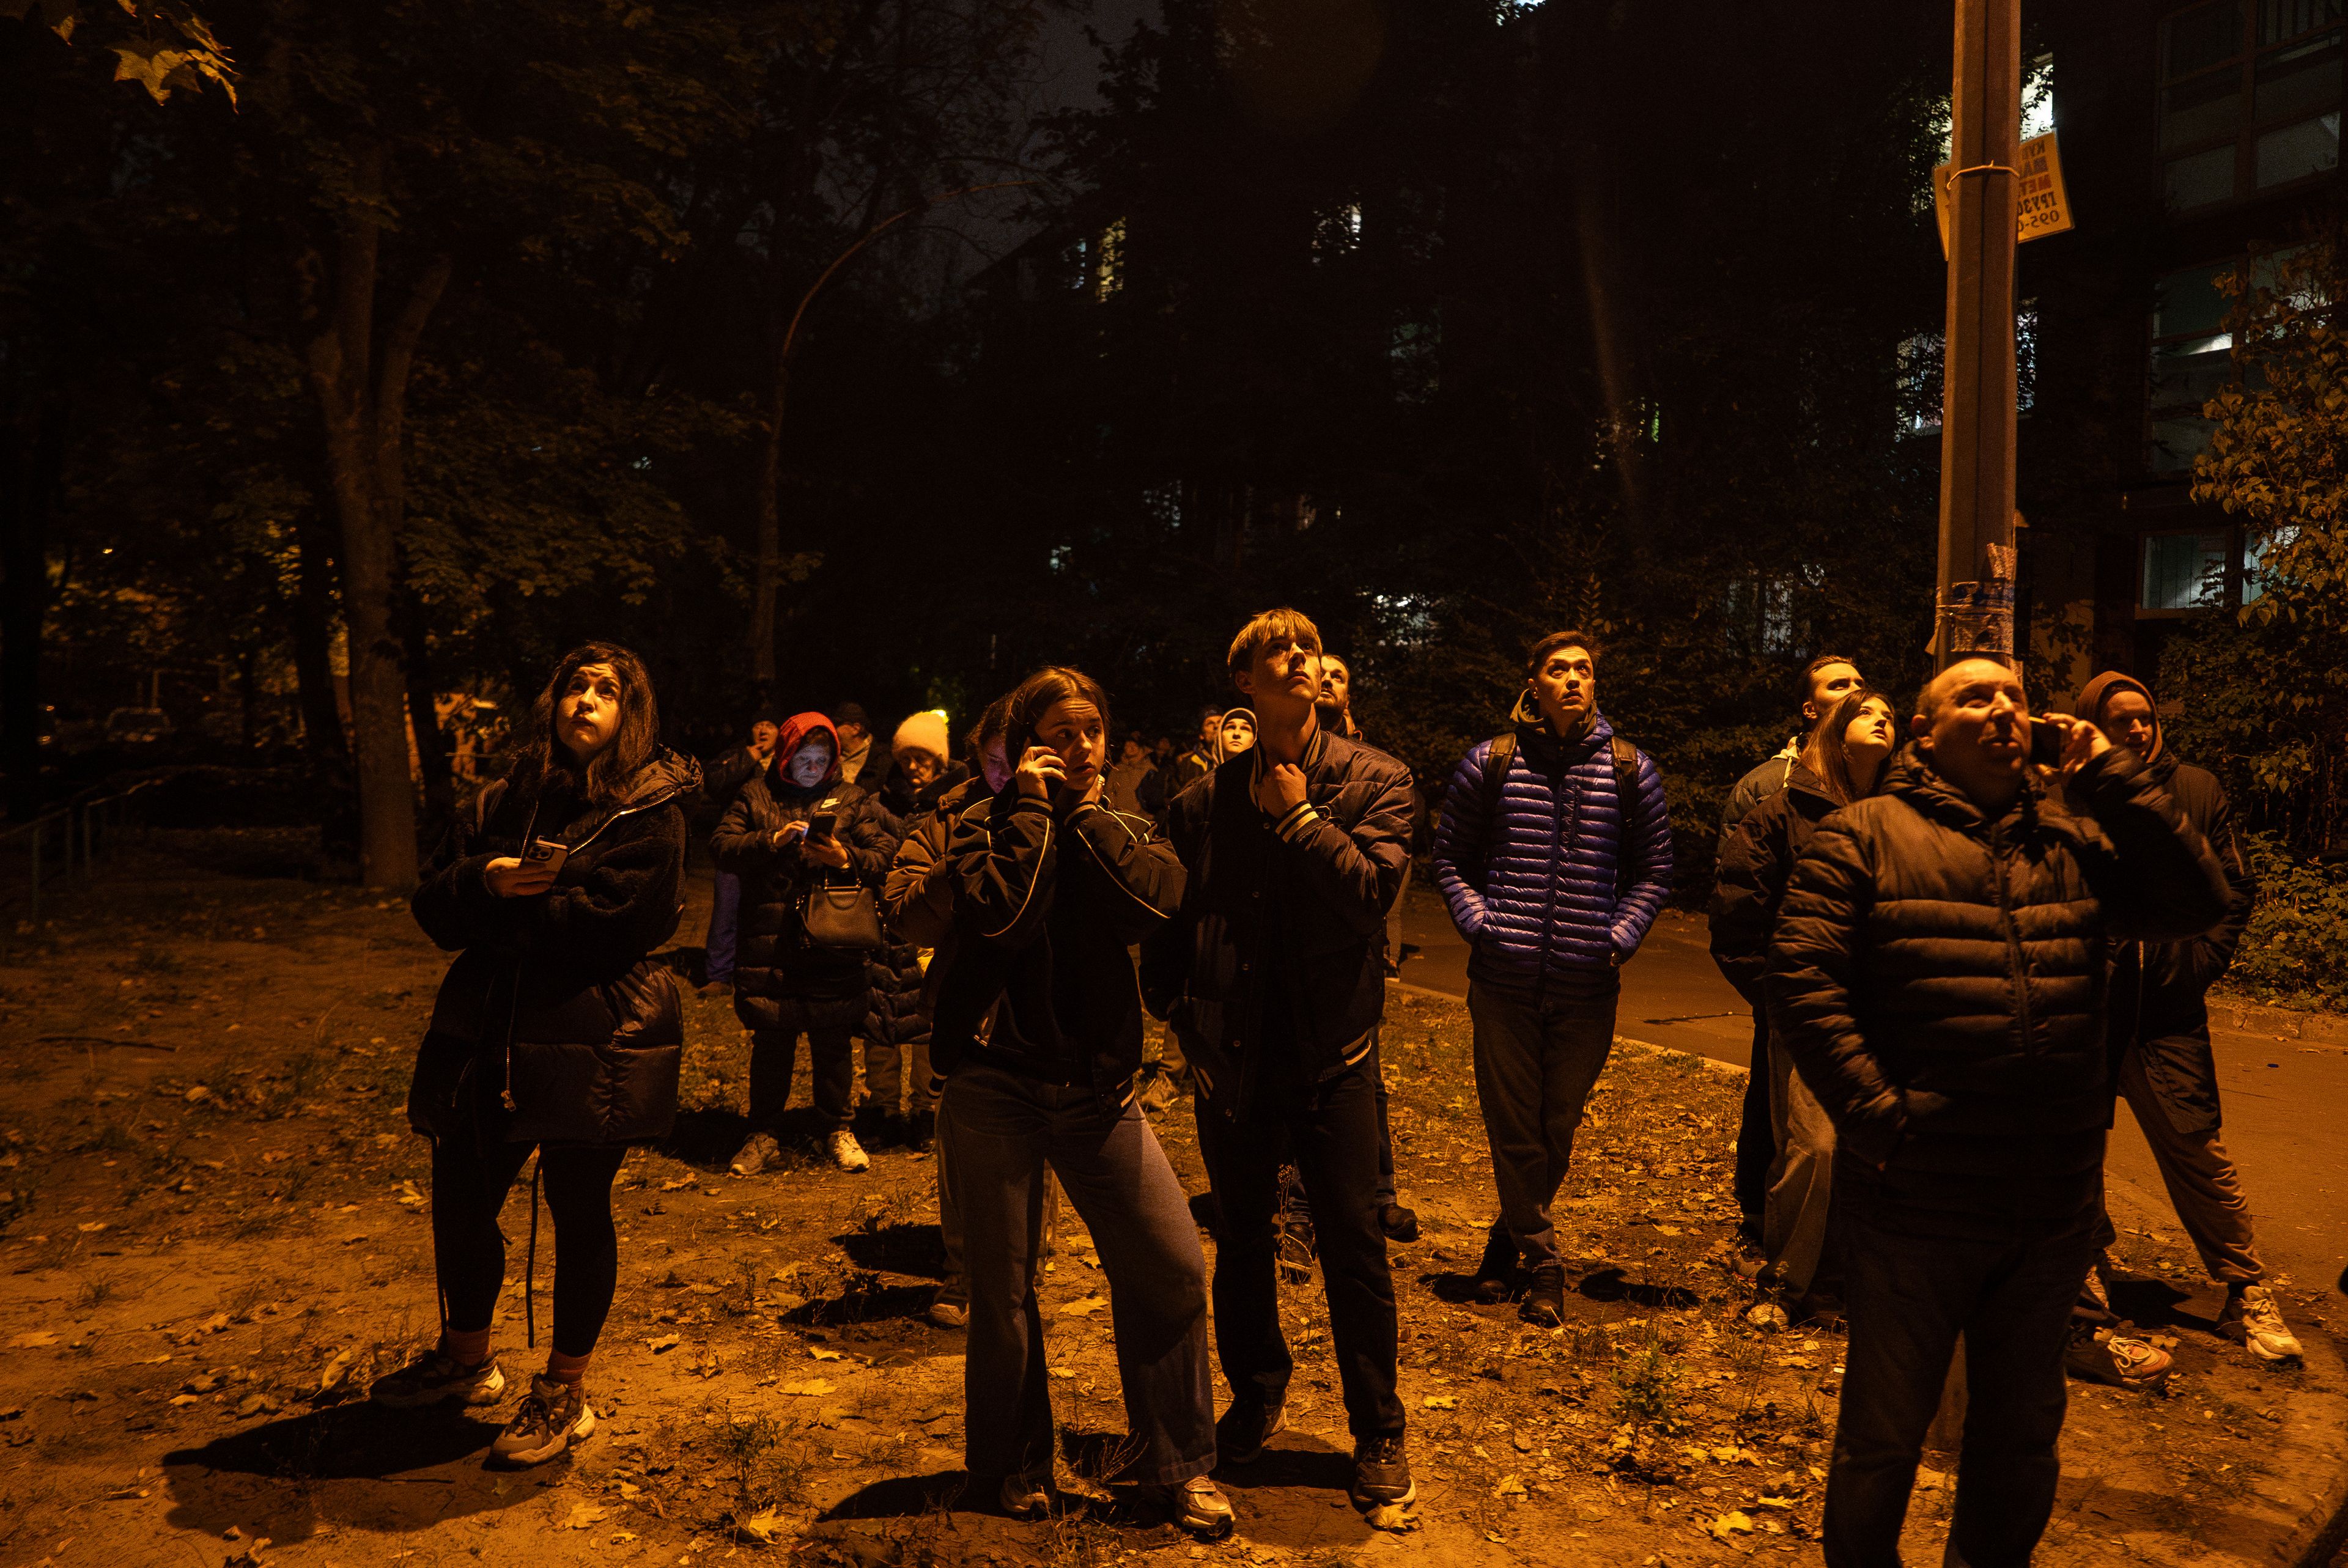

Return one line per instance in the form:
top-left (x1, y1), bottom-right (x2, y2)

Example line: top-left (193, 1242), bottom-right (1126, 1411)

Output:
top-left (1769, 659), bottom-right (2227, 1566)
top-left (1145, 608), bottom-right (1419, 1515)
top-left (1716, 652), bottom-right (1863, 1245)
top-left (1430, 632), bottom-right (1674, 1326)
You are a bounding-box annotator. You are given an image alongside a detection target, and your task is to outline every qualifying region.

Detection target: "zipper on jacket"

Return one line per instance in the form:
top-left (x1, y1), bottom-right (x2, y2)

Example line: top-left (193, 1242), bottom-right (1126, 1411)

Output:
top-left (1990, 820), bottom-right (2036, 1056)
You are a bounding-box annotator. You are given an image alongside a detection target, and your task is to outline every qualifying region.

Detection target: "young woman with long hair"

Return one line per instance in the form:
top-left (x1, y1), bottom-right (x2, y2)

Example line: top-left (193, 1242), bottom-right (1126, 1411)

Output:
top-left (928, 668), bottom-right (1228, 1534)
top-left (378, 643), bottom-right (698, 1466)
top-left (1707, 685), bottom-right (1897, 1312)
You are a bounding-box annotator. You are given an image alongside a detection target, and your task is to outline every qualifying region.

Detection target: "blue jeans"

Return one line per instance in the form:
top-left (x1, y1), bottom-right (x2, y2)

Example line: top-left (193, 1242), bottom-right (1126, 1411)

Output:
top-left (704, 869), bottom-right (741, 985)
top-left (1825, 1176), bottom-right (2098, 1567)
top-left (940, 1066), bottom-right (1214, 1484)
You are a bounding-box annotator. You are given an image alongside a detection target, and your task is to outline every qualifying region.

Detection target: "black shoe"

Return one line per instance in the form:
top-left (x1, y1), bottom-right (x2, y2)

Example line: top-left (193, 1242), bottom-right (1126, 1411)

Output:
top-left (1215, 1394), bottom-right (1288, 1465)
top-left (908, 1110), bottom-right (936, 1153)
top-left (1350, 1434), bottom-right (1414, 1510)
top-left (1519, 1263), bottom-right (1565, 1327)
top-left (1471, 1225), bottom-right (1518, 1305)
top-left (1379, 1203), bottom-right (1419, 1243)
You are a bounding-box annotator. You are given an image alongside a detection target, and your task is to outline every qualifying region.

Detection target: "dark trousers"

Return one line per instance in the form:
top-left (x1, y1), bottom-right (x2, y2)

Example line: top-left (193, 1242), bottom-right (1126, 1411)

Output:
top-left (704, 869), bottom-right (742, 985)
top-left (858, 1036), bottom-right (938, 1121)
top-left (1197, 1053), bottom-right (1403, 1440)
top-left (1466, 974), bottom-right (1619, 1268)
top-left (1276, 1037), bottom-right (1398, 1223)
top-left (940, 1065), bottom-right (1214, 1484)
top-left (750, 1023), bottom-right (856, 1134)
top-left (1733, 1006), bottom-right (1773, 1242)
top-left (1825, 1185), bottom-right (2097, 1568)
top-left (431, 1135), bottom-right (626, 1358)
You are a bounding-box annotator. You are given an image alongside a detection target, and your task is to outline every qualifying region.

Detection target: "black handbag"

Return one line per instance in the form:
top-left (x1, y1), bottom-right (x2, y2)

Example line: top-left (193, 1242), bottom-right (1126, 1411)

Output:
top-left (802, 882), bottom-right (884, 951)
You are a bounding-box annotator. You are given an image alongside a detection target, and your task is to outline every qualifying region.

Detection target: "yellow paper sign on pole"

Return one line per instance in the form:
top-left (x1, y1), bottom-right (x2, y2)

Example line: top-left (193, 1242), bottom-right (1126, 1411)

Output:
top-left (1935, 130), bottom-right (2073, 257)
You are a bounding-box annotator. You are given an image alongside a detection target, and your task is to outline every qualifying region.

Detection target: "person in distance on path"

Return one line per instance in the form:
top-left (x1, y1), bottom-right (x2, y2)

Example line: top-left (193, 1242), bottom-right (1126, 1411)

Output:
top-left (1144, 608), bottom-right (1419, 1515)
top-left (380, 642), bottom-right (698, 1468)
top-left (1429, 630), bottom-right (1674, 1327)
top-left (1768, 658), bottom-right (2228, 1567)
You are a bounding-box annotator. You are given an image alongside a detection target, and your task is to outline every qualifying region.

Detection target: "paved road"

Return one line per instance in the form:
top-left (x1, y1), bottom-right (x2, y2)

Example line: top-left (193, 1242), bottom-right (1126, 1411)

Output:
top-left (1393, 882), bottom-right (2348, 1299)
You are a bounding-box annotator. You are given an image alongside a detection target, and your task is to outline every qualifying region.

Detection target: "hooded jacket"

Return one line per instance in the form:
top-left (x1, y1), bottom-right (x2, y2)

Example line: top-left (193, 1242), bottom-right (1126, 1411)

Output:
top-left (1141, 725), bottom-right (1416, 1116)
top-left (408, 745), bottom-right (700, 1147)
top-left (1721, 736), bottom-right (1804, 838)
top-left (2070, 671), bottom-right (2258, 1135)
top-left (1766, 745), bottom-right (2229, 1237)
top-left (1708, 760), bottom-right (1847, 1007)
top-left (712, 712), bottom-right (899, 1029)
top-left (1430, 710), bottom-right (1675, 987)
top-left (931, 784), bottom-right (1184, 1104)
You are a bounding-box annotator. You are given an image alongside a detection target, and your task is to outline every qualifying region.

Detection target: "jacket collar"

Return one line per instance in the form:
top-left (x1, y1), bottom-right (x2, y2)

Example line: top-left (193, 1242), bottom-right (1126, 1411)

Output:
top-left (1247, 718), bottom-right (1332, 798)
top-left (1884, 745), bottom-right (2038, 837)
top-left (1515, 708), bottom-right (1614, 764)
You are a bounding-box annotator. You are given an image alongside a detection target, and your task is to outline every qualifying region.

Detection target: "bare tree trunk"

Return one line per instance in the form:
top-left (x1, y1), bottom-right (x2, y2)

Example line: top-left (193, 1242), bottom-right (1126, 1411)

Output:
top-left (295, 142), bottom-right (451, 889)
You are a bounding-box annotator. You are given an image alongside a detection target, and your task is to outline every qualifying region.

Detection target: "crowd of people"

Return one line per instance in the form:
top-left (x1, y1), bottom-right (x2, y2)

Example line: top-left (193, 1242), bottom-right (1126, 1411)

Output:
top-left (372, 613), bottom-right (2297, 1566)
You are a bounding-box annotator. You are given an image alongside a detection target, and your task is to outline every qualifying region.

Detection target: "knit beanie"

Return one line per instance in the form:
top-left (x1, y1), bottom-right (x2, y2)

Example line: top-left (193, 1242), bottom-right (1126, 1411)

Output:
top-left (893, 710), bottom-right (950, 762)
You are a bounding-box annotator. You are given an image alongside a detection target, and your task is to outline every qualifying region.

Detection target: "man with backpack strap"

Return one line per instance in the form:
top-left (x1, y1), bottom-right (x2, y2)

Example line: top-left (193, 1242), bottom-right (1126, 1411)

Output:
top-left (1430, 630), bottom-right (1675, 1326)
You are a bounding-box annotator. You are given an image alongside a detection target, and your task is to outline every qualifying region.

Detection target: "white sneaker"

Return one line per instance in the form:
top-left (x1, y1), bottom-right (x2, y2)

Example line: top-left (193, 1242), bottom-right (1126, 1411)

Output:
top-left (2220, 1283), bottom-right (2303, 1361)
top-left (829, 1130), bottom-right (870, 1172)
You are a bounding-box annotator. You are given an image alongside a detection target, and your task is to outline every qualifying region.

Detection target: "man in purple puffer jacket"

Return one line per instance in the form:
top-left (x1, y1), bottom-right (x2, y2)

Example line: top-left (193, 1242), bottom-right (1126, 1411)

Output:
top-left (1432, 630), bottom-right (1674, 1325)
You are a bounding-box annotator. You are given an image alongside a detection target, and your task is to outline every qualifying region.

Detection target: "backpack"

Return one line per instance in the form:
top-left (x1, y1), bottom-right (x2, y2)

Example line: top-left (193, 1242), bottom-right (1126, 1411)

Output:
top-left (1476, 728), bottom-right (1648, 899)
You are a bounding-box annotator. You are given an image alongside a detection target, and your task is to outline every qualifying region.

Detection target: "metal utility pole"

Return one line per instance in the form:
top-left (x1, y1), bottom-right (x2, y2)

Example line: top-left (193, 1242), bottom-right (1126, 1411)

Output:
top-left (1934, 0), bottom-right (2022, 668)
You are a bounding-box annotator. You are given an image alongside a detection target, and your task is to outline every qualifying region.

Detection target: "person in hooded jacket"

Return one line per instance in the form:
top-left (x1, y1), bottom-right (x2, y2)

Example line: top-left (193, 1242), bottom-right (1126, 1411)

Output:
top-left (2068, 670), bottom-right (2299, 1364)
top-left (885, 696), bottom-right (1015, 1328)
top-left (375, 642), bottom-right (696, 1468)
top-left (929, 666), bottom-right (1228, 1537)
top-left (695, 711), bottom-right (780, 996)
top-left (1708, 688), bottom-right (1894, 1315)
top-left (715, 712), bottom-right (898, 1176)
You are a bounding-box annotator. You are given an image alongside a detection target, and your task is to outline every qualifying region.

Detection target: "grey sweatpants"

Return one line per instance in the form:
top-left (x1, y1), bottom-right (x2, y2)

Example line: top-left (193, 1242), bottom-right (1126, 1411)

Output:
top-left (939, 1064), bottom-right (1215, 1484)
top-left (1467, 974), bottom-right (1620, 1268)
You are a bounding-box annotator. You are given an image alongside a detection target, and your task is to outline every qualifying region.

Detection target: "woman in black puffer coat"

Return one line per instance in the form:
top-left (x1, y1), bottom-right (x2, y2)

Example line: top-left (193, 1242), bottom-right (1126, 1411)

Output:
top-left (378, 642), bottom-right (696, 1470)
top-left (714, 711), bottom-right (898, 1176)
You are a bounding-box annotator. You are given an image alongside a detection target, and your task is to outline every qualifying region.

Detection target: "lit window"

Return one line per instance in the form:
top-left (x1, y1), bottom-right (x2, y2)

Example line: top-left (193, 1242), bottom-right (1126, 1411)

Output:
top-left (2021, 53), bottom-right (2058, 139)
top-left (2158, 0), bottom-right (2342, 215)
top-left (2140, 531), bottom-right (2230, 609)
top-left (2148, 262), bottom-right (2236, 471)
top-left (2242, 523), bottom-right (2298, 602)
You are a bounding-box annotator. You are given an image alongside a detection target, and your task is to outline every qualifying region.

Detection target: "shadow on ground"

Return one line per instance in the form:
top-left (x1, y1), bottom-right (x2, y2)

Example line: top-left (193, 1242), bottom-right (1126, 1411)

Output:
top-left (160, 1402), bottom-right (535, 1542)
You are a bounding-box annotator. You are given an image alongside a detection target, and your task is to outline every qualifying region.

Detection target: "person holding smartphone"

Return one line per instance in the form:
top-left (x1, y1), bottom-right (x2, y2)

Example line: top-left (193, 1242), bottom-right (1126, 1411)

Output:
top-left (380, 642), bottom-right (697, 1467)
top-left (929, 667), bottom-right (1227, 1536)
top-left (714, 712), bottom-right (898, 1174)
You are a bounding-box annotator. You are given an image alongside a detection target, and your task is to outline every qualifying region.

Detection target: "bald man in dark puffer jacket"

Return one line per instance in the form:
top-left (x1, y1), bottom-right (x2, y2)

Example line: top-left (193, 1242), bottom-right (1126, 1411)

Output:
top-left (1768, 657), bottom-right (2227, 1568)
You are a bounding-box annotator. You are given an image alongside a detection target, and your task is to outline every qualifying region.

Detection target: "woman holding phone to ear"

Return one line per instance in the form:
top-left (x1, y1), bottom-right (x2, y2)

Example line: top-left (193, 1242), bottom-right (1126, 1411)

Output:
top-left (714, 712), bottom-right (898, 1175)
top-left (381, 642), bottom-right (698, 1468)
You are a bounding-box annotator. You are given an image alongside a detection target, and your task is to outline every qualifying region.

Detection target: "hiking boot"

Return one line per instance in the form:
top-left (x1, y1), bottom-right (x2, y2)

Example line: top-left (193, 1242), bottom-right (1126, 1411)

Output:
top-left (1379, 1202), bottom-right (1420, 1243)
top-left (370, 1348), bottom-right (505, 1409)
top-left (1471, 1225), bottom-right (1518, 1305)
top-left (492, 1375), bottom-right (594, 1465)
top-left (1275, 1216), bottom-right (1317, 1284)
top-left (927, 1276), bottom-right (968, 1330)
top-left (2219, 1283), bottom-right (2303, 1361)
top-left (1141, 1475), bottom-right (1234, 1539)
top-left (997, 1471), bottom-right (1050, 1520)
top-left (1519, 1263), bottom-right (1565, 1328)
top-left (1214, 1394), bottom-right (1288, 1465)
top-left (1350, 1434), bottom-right (1415, 1510)
top-left (907, 1110), bottom-right (937, 1154)
top-left (2066, 1330), bottom-right (2173, 1389)
top-left (729, 1131), bottom-right (782, 1177)
top-left (828, 1129), bottom-right (870, 1172)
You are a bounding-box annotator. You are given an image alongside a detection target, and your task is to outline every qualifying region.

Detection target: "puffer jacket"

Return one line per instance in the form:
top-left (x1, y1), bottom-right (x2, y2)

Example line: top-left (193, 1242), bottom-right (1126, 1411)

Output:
top-left (712, 731), bottom-right (899, 1032)
top-left (1140, 727), bottom-right (1415, 1116)
top-left (1721, 737), bottom-right (1802, 838)
top-left (1430, 711), bottom-right (1675, 987)
top-left (1707, 761), bottom-right (1843, 1007)
top-left (931, 787), bottom-right (1184, 1105)
top-left (408, 746), bottom-right (699, 1147)
top-left (1767, 746), bottom-right (2228, 1234)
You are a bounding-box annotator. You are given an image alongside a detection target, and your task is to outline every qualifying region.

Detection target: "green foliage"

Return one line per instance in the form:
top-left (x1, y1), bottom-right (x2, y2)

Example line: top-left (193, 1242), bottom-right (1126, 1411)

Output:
top-left (2183, 225), bottom-right (2348, 854)
top-left (2224, 832), bottom-right (2348, 1012)
top-left (2, 0), bottom-right (236, 104)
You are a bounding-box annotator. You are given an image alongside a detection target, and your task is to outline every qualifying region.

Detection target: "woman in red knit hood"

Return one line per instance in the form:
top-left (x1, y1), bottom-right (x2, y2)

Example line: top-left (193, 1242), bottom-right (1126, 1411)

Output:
top-left (712, 712), bottom-right (901, 1174)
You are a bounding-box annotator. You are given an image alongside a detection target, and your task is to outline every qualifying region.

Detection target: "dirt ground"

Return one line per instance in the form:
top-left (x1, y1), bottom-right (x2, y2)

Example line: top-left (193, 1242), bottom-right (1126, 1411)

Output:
top-left (0, 831), bottom-right (2342, 1568)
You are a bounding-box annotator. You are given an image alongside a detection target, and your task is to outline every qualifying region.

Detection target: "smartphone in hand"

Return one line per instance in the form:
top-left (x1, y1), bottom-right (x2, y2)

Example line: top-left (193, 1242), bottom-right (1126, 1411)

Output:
top-left (524, 838), bottom-right (570, 877)
top-left (805, 812), bottom-right (839, 845)
top-left (2027, 718), bottom-right (2067, 768)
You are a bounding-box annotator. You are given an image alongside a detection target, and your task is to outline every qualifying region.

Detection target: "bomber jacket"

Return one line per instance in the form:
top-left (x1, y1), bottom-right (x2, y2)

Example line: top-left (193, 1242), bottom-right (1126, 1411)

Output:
top-left (930, 786), bottom-right (1184, 1104)
top-left (1430, 712), bottom-right (1675, 988)
top-left (1707, 761), bottom-right (1845, 1007)
top-left (1766, 745), bottom-right (2228, 1234)
top-left (408, 747), bottom-right (699, 1147)
top-left (1141, 726), bottom-right (1415, 1116)
top-left (712, 765), bottom-right (898, 1027)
